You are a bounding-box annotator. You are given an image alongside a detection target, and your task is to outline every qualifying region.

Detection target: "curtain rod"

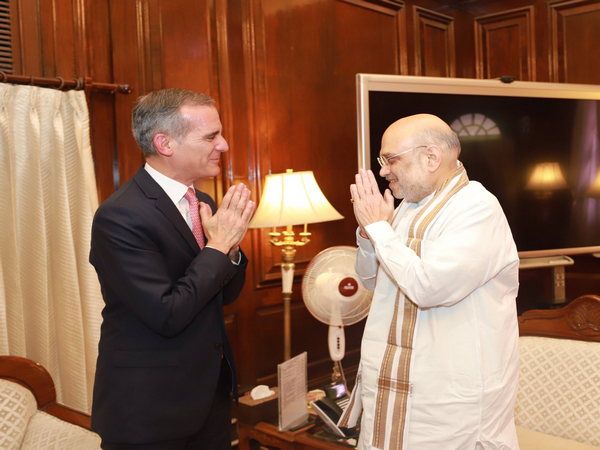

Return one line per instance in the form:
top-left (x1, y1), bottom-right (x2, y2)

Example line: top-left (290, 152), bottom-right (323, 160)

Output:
top-left (0, 72), bottom-right (132, 94)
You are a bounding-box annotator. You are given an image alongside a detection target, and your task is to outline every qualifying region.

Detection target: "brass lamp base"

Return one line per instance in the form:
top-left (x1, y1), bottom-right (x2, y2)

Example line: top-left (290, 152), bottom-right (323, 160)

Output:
top-left (271, 225), bottom-right (311, 361)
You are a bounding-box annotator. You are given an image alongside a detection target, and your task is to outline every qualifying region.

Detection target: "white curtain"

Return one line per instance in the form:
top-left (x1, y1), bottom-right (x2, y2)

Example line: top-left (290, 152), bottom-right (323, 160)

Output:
top-left (0, 84), bottom-right (103, 413)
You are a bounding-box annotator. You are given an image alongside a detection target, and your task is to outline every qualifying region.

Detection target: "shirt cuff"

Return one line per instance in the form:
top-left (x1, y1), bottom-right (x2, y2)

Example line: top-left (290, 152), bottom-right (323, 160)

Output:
top-left (356, 227), bottom-right (375, 252)
top-left (230, 249), bottom-right (241, 265)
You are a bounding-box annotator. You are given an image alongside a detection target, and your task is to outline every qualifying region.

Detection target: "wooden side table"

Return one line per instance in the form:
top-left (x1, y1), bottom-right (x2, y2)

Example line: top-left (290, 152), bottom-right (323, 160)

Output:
top-left (238, 421), bottom-right (305, 450)
top-left (237, 421), bottom-right (354, 450)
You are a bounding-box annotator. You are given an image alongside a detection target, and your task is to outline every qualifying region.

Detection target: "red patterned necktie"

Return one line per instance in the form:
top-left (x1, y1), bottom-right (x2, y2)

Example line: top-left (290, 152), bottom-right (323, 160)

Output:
top-left (184, 188), bottom-right (205, 250)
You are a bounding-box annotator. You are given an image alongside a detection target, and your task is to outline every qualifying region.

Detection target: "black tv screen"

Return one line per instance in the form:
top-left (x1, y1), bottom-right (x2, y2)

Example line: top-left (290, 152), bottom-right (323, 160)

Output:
top-left (356, 75), bottom-right (600, 258)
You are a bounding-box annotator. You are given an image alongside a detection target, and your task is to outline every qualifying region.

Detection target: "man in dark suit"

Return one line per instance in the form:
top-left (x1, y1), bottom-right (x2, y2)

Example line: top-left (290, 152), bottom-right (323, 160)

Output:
top-left (89, 88), bottom-right (255, 449)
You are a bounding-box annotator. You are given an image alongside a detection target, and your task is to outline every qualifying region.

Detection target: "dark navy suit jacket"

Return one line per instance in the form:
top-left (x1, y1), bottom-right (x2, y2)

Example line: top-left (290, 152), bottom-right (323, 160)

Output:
top-left (89, 166), bottom-right (245, 444)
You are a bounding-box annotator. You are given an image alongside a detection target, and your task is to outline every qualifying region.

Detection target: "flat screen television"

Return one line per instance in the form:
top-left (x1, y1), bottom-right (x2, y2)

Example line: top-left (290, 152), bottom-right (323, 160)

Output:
top-left (357, 74), bottom-right (600, 259)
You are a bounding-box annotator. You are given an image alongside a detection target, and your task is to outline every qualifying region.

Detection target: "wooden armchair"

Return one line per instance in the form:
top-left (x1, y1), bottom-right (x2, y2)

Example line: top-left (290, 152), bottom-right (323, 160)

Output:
top-left (515, 294), bottom-right (600, 450)
top-left (0, 355), bottom-right (100, 449)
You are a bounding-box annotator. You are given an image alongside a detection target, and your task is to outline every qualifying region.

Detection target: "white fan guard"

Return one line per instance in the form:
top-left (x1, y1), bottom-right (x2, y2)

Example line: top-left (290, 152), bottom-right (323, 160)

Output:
top-left (301, 246), bottom-right (373, 327)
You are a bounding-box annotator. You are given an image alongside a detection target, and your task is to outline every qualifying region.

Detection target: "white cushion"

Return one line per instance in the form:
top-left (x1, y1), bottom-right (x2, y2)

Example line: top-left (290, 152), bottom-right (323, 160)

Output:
top-left (0, 379), bottom-right (38, 449)
top-left (516, 336), bottom-right (600, 446)
top-left (20, 411), bottom-right (100, 450)
top-left (517, 425), bottom-right (600, 450)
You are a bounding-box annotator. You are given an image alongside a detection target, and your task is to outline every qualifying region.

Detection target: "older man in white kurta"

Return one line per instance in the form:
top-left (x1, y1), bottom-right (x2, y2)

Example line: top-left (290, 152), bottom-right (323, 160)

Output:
top-left (342, 114), bottom-right (520, 450)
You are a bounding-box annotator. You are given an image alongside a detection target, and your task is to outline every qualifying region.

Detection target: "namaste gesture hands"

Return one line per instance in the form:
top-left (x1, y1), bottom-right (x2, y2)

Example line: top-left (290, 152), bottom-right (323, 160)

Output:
top-left (350, 169), bottom-right (394, 232)
top-left (199, 183), bottom-right (255, 260)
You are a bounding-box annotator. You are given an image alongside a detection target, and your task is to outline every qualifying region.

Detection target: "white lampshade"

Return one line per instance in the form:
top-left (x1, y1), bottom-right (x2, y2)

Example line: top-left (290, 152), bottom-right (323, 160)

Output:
top-left (249, 170), bottom-right (344, 228)
top-left (525, 162), bottom-right (568, 191)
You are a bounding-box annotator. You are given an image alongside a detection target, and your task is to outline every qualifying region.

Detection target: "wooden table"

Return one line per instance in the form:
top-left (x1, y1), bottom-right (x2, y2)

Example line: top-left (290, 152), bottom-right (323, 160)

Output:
top-left (238, 421), bottom-right (354, 450)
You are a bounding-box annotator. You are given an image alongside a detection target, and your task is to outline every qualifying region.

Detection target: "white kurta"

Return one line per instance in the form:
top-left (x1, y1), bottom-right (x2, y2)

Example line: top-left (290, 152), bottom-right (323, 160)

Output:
top-left (345, 180), bottom-right (520, 450)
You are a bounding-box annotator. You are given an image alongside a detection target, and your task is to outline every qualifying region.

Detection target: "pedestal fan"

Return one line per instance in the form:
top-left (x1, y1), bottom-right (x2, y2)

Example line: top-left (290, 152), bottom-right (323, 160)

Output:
top-left (301, 245), bottom-right (373, 388)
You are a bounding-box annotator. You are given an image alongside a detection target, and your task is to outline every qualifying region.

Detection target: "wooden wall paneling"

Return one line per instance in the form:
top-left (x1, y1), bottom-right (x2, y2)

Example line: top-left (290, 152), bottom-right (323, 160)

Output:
top-left (450, 8), bottom-right (476, 79)
top-left (474, 6), bottom-right (536, 81)
top-left (412, 5), bottom-right (455, 77)
top-left (210, 0), bottom-right (260, 388)
top-left (160, 0), bottom-right (212, 93)
top-left (251, 0), bottom-right (402, 290)
top-left (138, 0), bottom-right (163, 95)
top-left (10, 0), bottom-right (42, 76)
top-left (340, 0), bottom-right (408, 75)
top-left (217, 0), bottom-right (260, 387)
top-left (159, 0), bottom-right (223, 199)
top-left (549, 0), bottom-right (600, 84)
top-left (397, 2), bottom-right (409, 75)
top-left (108, 0), bottom-right (145, 188)
top-left (85, 0), bottom-right (118, 202)
top-left (73, 0), bottom-right (87, 76)
top-left (38, 0), bottom-right (79, 77)
top-left (88, 93), bottom-right (118, 202)
top-left (240, 0), bottom-right (404, 388)
top-left (215, 0), bottom-right (234, 194)
top-left (226, 0), bottom-right (285, 385)
top-left (37, 0), bottom-right (57, 76)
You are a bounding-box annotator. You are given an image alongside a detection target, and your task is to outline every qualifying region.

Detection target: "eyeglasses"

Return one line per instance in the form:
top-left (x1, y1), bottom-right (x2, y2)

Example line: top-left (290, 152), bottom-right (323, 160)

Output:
top-left (377, 145), bottom-right (427, 168)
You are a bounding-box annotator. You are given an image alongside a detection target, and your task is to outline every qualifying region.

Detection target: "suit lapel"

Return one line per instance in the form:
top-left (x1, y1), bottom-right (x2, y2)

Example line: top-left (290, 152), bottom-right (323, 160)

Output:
top-left (133, 167), bottom-right (201, 253)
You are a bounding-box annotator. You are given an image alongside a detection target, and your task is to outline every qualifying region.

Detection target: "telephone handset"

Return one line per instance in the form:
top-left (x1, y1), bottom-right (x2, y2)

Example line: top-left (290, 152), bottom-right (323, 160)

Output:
top-left (310, 383), bottom-right (357, 438)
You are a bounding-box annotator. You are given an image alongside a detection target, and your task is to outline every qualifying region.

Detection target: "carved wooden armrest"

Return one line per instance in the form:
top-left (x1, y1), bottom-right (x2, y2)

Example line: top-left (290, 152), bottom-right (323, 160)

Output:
top-left (518, 294), bottom-right (600, 342)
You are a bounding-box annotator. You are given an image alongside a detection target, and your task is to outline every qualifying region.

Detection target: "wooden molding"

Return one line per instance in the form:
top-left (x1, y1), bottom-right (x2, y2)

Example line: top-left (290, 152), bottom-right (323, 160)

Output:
top-left (214, 0), bottom-right (234, 191)
top-left (339, 0), bottom-right (403, 15)
top-left (73, 0), bottom-right (87, 76)
top-left (474, 6), bottom-right (536, 81)
top-left (242, 0), bottom-right (274, 288)
top-left (413, 6), bottom-right (455, 77)
top-left (135, 0), bottom-right (164, 93)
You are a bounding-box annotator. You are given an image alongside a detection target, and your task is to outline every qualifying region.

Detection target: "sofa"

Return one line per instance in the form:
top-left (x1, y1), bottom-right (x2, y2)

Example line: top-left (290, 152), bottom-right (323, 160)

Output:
top-left (0, 355), bottom-right (101, 449)
top-left (516, 294), bottom-right (600, 449)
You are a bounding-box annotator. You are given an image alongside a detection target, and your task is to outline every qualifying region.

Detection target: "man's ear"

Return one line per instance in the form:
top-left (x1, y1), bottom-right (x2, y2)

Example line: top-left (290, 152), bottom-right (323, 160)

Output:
top-left (153, 133), bottom-right (173, 157)
top-left (425, 145), bottom-right (442, 173)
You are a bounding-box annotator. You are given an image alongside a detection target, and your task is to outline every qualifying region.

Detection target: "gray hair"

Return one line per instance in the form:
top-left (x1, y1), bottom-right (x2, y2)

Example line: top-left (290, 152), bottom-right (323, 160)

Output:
top-left (411, 126), bottom-right (461, 156)
top-left (132, 88), bottom-right (215, 157)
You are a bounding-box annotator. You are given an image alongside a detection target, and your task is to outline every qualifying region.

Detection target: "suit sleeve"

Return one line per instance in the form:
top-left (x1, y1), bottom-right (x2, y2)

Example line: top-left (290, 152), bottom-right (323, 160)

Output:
top-left (202, 193), bottom-right (248, 307)
top-left (90, 197), bottom-right (246, 338)
top-left (222, 249), bottom-right (247, 306)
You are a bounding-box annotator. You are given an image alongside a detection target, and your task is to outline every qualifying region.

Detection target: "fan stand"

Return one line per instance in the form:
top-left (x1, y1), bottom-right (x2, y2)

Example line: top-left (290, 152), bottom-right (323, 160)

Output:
top-left (331, 360), bottom-right (348, 394)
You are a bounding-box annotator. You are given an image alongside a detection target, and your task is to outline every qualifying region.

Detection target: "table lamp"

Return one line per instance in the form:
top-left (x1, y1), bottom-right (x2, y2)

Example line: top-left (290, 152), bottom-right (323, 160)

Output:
top-left (249, 169), bottom-right (344, 360)
top-left (525, 162), bottom-right (568, 199)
